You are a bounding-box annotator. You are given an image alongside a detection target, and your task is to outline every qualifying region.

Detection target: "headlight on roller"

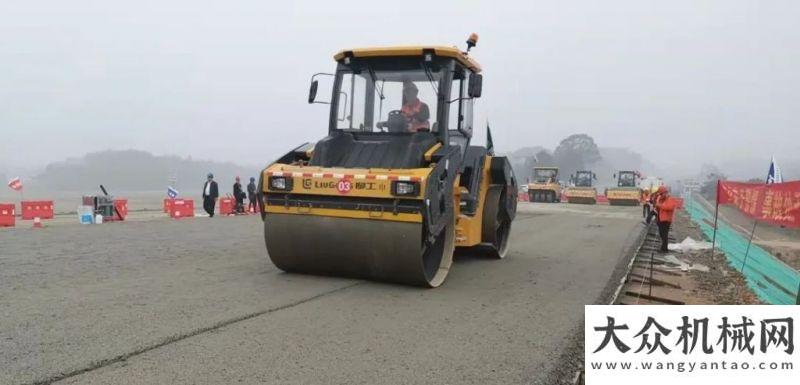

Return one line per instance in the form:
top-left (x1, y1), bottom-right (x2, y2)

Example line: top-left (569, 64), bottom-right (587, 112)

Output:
top-left (391, 181), bottom-right (419, 197)
top-left (268, 176), bottom-right (292, 191)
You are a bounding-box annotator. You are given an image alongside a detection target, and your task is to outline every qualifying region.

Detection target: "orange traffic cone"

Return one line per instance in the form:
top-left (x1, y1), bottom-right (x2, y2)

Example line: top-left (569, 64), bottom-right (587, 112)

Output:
top-left (33, 217), bottom-right (43, 228)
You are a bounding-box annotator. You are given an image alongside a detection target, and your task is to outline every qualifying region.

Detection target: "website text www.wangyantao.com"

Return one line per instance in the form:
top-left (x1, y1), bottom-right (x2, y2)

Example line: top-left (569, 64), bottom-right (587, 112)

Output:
top-left (590, 360), bottom-right (793, 373)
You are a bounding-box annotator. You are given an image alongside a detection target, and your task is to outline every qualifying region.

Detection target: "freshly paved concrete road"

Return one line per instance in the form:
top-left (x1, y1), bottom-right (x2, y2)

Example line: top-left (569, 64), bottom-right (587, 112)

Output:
top-left (1, 203), bottom-right (642, 385)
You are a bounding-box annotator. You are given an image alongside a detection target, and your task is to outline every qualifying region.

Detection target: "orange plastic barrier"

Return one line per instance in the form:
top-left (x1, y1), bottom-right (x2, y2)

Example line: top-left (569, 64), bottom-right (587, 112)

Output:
top-left (111, 199), bottom-right (128, 221)
top-left (21, 200), bottom-right (54, 220)
top-left (169, 199), bottom-right (194, 218)
top-left (219, 197), bottom-right (235, 215)
top-left (0, 203), bottom-right (14, 227)
top-left (596, 195), bottom-right (609, 204)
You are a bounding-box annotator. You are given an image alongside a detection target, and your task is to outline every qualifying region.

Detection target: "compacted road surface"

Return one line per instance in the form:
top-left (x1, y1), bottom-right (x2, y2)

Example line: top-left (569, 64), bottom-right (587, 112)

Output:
top-left (0, 203), bottom-right (642, 384)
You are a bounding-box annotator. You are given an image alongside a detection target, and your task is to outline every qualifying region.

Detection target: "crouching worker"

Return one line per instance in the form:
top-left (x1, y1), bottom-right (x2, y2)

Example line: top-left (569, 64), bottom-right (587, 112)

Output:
top-left (655, 186), bottom-right (678, 252)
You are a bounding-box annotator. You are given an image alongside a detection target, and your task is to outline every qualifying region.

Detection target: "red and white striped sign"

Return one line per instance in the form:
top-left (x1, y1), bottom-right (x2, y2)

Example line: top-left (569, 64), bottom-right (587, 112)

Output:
top-left (7, 177), bottom-right (22, 191)
top-left (267, 171), bottom-right (421, 182)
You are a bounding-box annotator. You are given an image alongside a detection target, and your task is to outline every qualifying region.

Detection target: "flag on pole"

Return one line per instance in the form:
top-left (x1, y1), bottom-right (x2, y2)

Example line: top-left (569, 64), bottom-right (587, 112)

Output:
top-left (766, 156), bottom-right (783, 184)
top-left (7, 177), bottom-right (22, 191)
top-left (167, 186), bottom-right (179, 198)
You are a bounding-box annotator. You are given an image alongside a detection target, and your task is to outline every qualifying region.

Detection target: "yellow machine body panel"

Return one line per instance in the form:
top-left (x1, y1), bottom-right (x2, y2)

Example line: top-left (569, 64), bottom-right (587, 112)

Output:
top-left (527, 182), bottom-right (561, 193)
top-left (606, 188), bottom-right (641, 200)
top-left (334, 46), bottom-right (482, 73)
top-left (262, 164), bottom-right (431, 223)
top-left (263, 164), bottom-right (431, 200)
top-left (565, 187), bottom-right (596, 198)
top-left (606, 187), bottom-right (642, 206)
top-left (455, 156), bottom-right (493, 247)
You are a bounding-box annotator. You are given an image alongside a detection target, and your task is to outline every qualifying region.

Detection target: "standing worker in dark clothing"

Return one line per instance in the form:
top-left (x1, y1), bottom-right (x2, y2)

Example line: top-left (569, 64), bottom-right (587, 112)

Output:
top-left (233, 176), bottom-right (245, 214)
top-left (202, 173), bottom-right (219, 217)
top-left (247, 177), bottom-right (257, 214)
top-left (655, 186), bottom-right (678, 252)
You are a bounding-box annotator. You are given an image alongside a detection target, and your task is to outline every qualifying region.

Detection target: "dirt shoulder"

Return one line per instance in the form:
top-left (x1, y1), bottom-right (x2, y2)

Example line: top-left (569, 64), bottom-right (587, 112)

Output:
top-left (671, 210), bottom-right (762, 304)
top-left (616, 208), bottom-right (761, 305)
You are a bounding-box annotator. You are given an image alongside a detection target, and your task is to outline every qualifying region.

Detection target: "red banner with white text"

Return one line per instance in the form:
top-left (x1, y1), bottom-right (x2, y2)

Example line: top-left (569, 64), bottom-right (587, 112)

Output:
top-left (716, 180), bottom-right (800, 228)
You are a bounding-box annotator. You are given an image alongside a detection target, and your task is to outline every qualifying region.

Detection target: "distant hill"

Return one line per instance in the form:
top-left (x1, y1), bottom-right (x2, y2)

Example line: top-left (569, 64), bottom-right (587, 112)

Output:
top-left (33, 150), bottom-right (261, 192)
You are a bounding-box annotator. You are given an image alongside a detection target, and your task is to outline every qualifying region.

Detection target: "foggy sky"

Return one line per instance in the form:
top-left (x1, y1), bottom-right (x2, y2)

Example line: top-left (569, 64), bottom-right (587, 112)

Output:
top-left (1, 0), bottom-right (798, 178)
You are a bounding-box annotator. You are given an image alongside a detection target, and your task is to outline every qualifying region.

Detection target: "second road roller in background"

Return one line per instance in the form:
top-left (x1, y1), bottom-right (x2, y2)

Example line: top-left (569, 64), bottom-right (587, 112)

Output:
top-left (605, 170), bottom-right (642, 206)
top-left (258, 34), bottom-right (518, 287)
top-left (564, 170), bottom-right (597, 204)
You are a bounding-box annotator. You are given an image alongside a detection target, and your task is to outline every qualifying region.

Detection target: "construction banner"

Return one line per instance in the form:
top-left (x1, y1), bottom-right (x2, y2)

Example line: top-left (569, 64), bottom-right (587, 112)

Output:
top-left (716, 180), bottom-right (800, 228)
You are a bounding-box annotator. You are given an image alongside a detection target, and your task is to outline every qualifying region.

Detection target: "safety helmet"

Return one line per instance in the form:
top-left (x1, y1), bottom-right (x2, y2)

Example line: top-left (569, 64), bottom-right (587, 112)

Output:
top-left (402, 80), bottom-right (418, 94)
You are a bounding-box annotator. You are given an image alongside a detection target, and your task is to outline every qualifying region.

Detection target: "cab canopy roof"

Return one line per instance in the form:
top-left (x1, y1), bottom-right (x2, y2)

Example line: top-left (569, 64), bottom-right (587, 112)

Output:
top-left (334, 46), bottom-right (482, 73)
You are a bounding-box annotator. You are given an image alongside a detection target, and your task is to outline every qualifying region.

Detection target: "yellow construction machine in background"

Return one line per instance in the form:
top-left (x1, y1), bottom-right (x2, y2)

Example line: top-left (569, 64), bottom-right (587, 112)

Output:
top-left (527, 167), bottom-right (561, 203)
top-left (564, 170), bottom-right (597, 204)
top-left (605, 170), bottom-right (642, 206)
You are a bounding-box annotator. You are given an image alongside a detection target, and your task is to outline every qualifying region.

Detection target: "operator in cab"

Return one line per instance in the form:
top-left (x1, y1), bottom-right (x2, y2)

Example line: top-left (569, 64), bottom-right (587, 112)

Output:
top-left (400, 81), bottom-right (430, 132)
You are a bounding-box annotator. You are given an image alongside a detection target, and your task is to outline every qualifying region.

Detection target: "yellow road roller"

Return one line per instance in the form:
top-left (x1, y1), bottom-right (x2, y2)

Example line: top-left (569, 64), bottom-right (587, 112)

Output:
top-left (527, 166), bottom-right (561, 202)
top-left (258, 35), bottom-right (518, 287)
top-left (605, 170), bottom-right (642, 206)
top-left (564, 170), bottom-right (597, 204)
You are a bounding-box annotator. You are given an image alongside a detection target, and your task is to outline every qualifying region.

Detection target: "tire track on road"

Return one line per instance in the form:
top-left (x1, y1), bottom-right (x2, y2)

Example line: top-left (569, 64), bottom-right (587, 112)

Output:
top-left (28, 281), bottom-right (363, 385)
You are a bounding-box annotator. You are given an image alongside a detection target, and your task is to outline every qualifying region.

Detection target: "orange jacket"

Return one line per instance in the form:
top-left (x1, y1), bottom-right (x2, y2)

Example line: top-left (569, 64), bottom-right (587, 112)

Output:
top-left (656, 196), bottom-right (678, 222)
top-left (401, 99), bottom-right (430, 132)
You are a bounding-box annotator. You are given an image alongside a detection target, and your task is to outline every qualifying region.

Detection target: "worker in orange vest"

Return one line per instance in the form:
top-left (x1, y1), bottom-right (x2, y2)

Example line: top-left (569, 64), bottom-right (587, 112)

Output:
top-left (401, 81), bottom-right (430, 132)
top-left (641, 189), bottom-right (651, 221)
top-left (654, 186), bottom-right (679, 252)
top-left (645, 188), bottom-right (664, 224)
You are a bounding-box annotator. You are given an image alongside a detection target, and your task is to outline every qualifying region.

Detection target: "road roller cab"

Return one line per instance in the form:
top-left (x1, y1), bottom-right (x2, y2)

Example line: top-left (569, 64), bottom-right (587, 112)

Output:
top-left (260, 35), bottom-right (518, 287)
top-left (605, 170), bottom-right (642, 206)
top-left (527, 167), bottom-right (561, 203)
top-left (564, 170), bottom-right (597, 204)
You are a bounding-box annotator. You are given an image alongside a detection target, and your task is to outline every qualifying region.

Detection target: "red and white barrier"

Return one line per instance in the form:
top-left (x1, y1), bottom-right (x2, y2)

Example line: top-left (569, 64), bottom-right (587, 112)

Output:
top-left (0, 203), bottom-right (15, 227)
top-left (219, 197), bottom-right (235, 215)
top-left (21, 200), bottom-right (54, 220)
top-left (105, 199), bottom-right (129, 221)
top-left (168, 199), bottom-right (194, 218)
top-left (163, 198), bottom-right (175, 213)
